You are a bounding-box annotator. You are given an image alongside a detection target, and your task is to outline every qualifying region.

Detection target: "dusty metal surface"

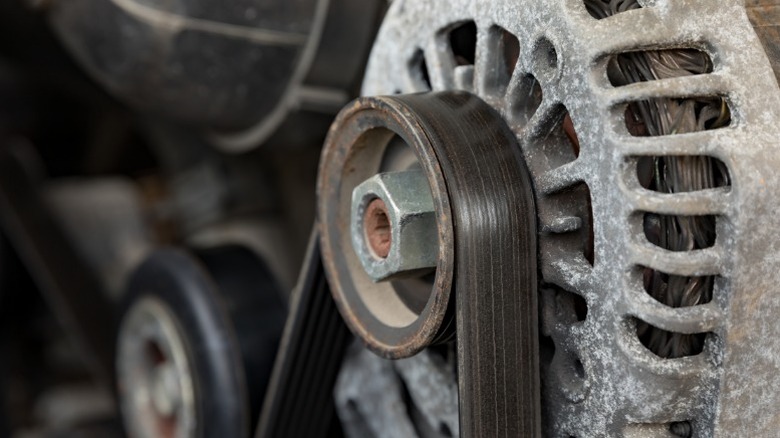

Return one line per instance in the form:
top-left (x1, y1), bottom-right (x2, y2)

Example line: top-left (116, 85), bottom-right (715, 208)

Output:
top-left (361, 0), bottom-right (780, 435)
top-left (336, 342), bottom-right (459, 438)
top-left (335, 343), bottom-right (420, 438)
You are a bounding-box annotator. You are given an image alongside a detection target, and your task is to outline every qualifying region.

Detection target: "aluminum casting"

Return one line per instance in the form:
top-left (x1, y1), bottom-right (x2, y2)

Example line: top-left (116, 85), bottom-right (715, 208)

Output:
top-left (356, 0), bottom-right (780, 435)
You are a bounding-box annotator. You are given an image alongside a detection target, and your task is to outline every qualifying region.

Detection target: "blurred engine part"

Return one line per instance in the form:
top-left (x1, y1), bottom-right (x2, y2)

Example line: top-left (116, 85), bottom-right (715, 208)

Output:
top-left (45, 0), bottom-right (384, 152)
top-left (0, 142), bottom-right (117, 381)
top-left (254, 235), bottom-right (351, 438)
top-left (117, 246), bottom-right (285, 438)
top-left (46, 178), bottom-right (153, 300)
top-left (331, 0), bottom-right (780, 436)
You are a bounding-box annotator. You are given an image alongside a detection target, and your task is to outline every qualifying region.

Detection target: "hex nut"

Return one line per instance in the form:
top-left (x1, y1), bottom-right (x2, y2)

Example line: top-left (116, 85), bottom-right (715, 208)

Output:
top-left (351, 170), bottom-right (438, 282)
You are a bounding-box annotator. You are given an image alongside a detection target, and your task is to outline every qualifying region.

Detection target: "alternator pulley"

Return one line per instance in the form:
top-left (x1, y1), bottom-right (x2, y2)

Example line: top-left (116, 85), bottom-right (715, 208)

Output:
top-left (319, 91), bottom-right (540, 435)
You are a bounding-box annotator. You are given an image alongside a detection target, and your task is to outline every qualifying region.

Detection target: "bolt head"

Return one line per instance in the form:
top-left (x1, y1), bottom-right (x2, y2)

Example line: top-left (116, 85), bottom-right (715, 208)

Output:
top-left (351, 170), bottom-right (438, 282)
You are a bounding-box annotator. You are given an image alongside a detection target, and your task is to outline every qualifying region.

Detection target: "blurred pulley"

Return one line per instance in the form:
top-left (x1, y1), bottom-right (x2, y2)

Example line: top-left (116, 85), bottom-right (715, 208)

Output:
top-left (116, 246), bottom-right (285, 438)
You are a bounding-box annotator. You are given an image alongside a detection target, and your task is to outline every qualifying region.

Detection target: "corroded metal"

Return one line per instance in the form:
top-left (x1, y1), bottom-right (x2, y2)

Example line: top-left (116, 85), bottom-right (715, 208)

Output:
top-left (361, 0), bottom-right (780, 435)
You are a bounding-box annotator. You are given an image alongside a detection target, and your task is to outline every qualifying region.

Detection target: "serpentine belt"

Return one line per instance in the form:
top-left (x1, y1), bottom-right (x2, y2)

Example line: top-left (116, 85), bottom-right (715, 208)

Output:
top-left (401, 93), bottom-right (540, 436)
top-left (255, 233), bottom-right (351, 438)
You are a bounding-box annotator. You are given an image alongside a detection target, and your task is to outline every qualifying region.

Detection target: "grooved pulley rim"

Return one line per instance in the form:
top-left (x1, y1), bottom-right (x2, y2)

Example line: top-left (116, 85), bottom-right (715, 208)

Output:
top-left (318, 95), bottom-right (455, 359)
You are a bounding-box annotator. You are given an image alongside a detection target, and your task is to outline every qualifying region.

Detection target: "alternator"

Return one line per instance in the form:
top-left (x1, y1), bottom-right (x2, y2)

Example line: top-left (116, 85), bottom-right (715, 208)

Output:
top-left (337, 0), bottom-right (780, 435)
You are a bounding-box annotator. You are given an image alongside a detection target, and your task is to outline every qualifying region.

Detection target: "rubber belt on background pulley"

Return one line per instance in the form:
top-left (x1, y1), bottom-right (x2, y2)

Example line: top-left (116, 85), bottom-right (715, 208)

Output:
top-left (255, 232), bottom-right (351, 438)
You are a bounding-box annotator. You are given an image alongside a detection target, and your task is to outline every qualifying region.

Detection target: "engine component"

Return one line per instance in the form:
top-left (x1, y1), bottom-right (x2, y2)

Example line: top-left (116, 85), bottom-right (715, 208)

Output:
top-left (351, 170), bottom-right (438, 282)
top-left (45, 0), bottom-right (383, 151)
top-left (318, 95), bottom-right (456, 359)
top-left (0, 142), bottom-right (115, 382)
top-left (117, 246), bottom-right (285, 438)
top-left (254, 232), bottom-right (351, 438)
top-left (46, 178), bottom-right (153, 300)
top-left (319, 92), bottom-right (540, 435)
top-left (360, 0), bottom-right (780, 435)
top-left (118, 293), bottom-right (197, 438)
top-left (745, 0), bottom-right (780, 85)
top-left (335, 342), bottom-right (459, 438)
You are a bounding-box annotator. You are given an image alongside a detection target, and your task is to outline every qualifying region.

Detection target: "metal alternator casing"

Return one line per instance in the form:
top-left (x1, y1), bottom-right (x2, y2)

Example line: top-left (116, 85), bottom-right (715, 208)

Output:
top-left (351, 0), bottom-right (780, 436)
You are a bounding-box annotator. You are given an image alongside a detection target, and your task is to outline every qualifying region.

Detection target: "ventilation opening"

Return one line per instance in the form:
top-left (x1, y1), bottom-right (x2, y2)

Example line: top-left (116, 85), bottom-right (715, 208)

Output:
top-left (611, 45), bottom-right (729, 138)
top-left (539, 287), bottom-right (558, 363)
top-left (551, 284), bottom-right (588, 323)
top-left (635, 318), bottom-right (708, 358)
top-left (573, 358), bottom-right (586, 379)
top-left (670, 421), bottom-right (693, 438)
top-left (448, 21), bottom-right (477, 65)
top-left (624, 421), bottom-right (693, 438)
top-left (539, 331), bottom-right (556, 369)
top-left (539, 105), bottom-right (579, 167)
top-left (584, 0), bottom-right (643, 20)
top-left (583, 186), bottom-right (594, 266)
top-left (625, 97), bottom-right (731, 137)
top-left (481, 25), bottom-right (521, 95)
top-left (500, 27), bottom-right (520, 78)
top-left (563, 113), bottom-right (580, 158)
top-left (640, 267), bottom-right (715, 307)
top-left (643, 213), bottom-right (716, 251)
top-left (573, 182), bottom-right (595, 267)
top-left (410, 48), bottom-right (432, 90)
top-left (636, 156), bottom-right (730, 192)
top-left (533, 37), bottom-right (558, 74)
top-left (555, 349), bottom-right (588, 401)
top-left (608, 49), bottom-right (713, 87)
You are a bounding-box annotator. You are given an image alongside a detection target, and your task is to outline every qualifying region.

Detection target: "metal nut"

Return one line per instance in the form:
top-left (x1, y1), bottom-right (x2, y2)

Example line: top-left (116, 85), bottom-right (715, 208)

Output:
top-left (351, 170), bottom-right (437, 282)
